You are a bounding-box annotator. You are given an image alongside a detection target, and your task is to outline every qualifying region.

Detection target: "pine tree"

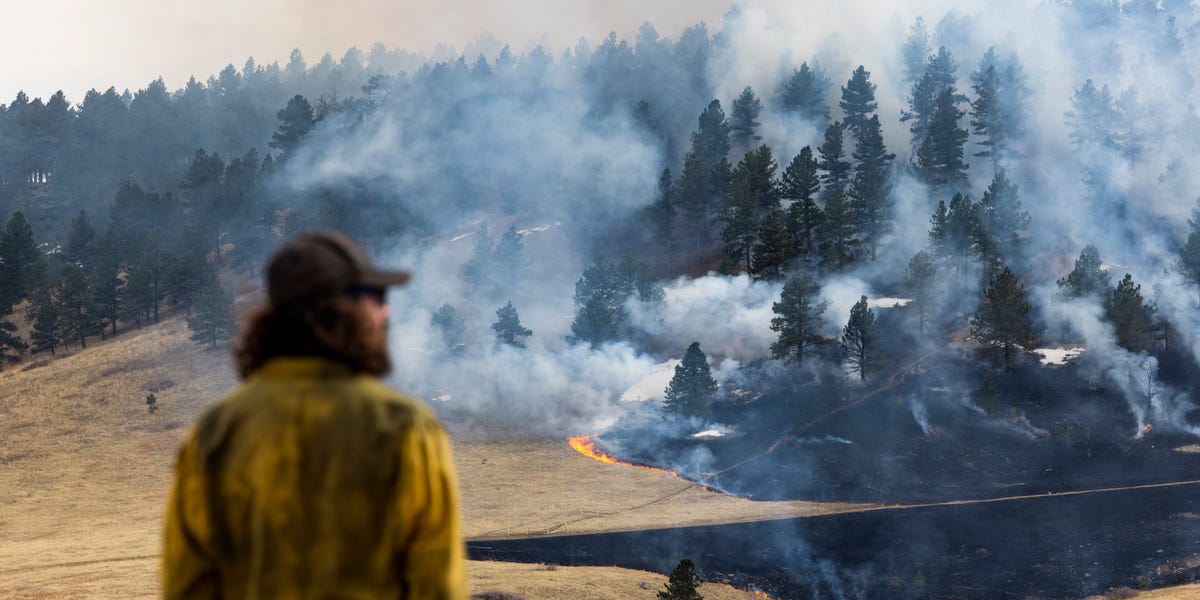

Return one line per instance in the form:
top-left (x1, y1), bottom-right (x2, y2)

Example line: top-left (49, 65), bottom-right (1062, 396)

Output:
top-left (780, 62), bottom-right (830, 122)
top-left (0, 317), bottom-right (27, 367)
top-left (676, 100), bottom-right (732, 233)
top-left (1177, 201), bottom-right (1200, 303)
top-left (187, 275), bottom-right (234, 349)
top-left (817, 186), bottom-right (856, 271)
top-left (817, 121), bottom-right (851, 193)
top-left (0, 211), bottom-right (40, 311)
top-left (568, 256), bottom-right (640, 346)
top-left (729, 86), bottom-right (763, 150)
top-left (58, 265), bottom-right (99, 349)
top-left (1106, 273), bottom-right (1155, 353)
top-left (901, 18), bottom-right (931, 85)
top-left (1059, 245), bottom-right (1111, 299)
top-left (905, 251), bottom-right (937, 333)
top-left (970, 266), bottom-right (1035, 370)
top-left (848, 115), bottom-right (894, 261)
top-left (269, 94), bottom-right (315, 161)
top-left (781, 147), bottom-right (822, 259)
top-left (657, 558), bottom-right (704, 600)
top-left (63, 210), bottom-right (96, 266)
top-left (915, 88), bottom-right (969, 191)
top-left (841, 296), bottom-right (881, 381)
top-left (750, 210), bottom-right (792, 281)
top-left (651, 167), bottom-right (676, 243)
top-left (28, 288), bottom-right (62, 356)
top-left (839, 66), bottom-right (878, 139)
top-left (431, 303), bottom-right (467, 355)
top-left (492, 301), bottom-right (532, 349)
top-left (720, 147), bottom-right (777, 273)
top-left (977, 170), bottom-right (1029, 260)
top-left (492, 225), bottom-right (529, 292)
top-left (462, 223), bottom-right (493, 290)
top-left (663, 342), bottom-right (718, 417)
top-left (770, 272), bottom-right (830, 365)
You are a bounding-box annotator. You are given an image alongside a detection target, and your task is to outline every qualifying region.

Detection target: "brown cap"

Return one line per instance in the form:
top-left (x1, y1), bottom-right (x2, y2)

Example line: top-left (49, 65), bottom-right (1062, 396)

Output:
top-left (266, 230), bottom-right (410, 306)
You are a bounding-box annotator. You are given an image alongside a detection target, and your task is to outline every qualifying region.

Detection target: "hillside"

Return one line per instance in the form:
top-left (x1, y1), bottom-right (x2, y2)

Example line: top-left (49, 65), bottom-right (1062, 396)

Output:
top-left (0, 314), bottom-right (863, 598)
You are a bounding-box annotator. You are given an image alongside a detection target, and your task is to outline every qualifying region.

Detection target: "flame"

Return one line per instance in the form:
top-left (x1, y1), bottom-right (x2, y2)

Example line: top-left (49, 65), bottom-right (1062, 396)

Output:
top-left (568, 435), bottom-right (687, 480)
top-left (752, 592), bottom-right (773, 599)
top-left (1135, 423), bottom-right (1153, 439)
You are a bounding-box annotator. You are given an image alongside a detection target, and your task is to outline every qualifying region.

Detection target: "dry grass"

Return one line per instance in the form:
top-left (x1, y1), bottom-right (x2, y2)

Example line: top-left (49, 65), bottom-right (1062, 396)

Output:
top-left (0, 316), bottom-right (839, 598)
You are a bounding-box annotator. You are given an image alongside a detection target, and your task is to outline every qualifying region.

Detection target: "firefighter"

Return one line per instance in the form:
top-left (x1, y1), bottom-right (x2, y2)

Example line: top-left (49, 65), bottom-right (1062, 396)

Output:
top-left (163, 230), bottom-right (465, 599)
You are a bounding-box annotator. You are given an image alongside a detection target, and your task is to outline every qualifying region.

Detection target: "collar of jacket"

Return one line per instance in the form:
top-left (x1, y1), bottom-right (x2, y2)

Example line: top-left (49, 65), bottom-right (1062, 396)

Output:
top-left (255, 357), bottom-right (356, 379)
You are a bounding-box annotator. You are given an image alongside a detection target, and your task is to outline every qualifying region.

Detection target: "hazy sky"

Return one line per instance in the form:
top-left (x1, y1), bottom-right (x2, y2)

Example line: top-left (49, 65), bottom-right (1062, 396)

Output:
top-left (0, 0), bottom-right (736, 104)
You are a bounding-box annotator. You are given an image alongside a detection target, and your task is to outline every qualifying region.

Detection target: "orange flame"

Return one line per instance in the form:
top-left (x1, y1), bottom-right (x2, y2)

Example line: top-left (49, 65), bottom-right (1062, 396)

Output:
top-left (568, 435), bottom-right (688, 480)
top-left (752, 592), bottom-right (773, 599)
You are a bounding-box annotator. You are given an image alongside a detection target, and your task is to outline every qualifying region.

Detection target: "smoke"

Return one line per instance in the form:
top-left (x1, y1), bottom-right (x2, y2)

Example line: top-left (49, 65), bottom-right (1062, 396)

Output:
top-left (264, 0), bottom-right (1200, 448)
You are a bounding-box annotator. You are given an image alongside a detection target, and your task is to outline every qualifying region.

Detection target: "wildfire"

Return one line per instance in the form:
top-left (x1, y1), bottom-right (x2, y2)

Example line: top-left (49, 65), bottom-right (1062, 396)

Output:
top-left (752, 592), bottom-right (774, 600)
top-left (567, 435), bottom-right (686, 480)
top-left (1135, 423), bottom-right (1153, 439)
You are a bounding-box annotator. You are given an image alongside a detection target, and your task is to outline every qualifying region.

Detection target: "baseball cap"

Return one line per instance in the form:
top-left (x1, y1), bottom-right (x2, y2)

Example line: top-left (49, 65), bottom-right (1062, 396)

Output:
top-left (266, 230), bottom-right (410, 305)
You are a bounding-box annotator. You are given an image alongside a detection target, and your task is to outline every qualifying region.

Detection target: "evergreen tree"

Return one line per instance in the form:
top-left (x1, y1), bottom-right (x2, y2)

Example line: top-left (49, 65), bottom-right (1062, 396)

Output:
top-left (720, 146), bottom-right (778, 273)
top-left (121, 249), bottom-right (166, 327)
top-left (187, 275), bottom-right (234, 349)
top-left (28, 288), bottom-right (62, 356)
top-left (750, 210), bottom-right (792, 280)
top-left (676, 100), bottom-right (732, 233)
top-left (839, 66), bottom-right (878, 139)
top-left (63, 210), bottom-right (96, 266)
top-left (901, 18), bottom-right (931, 85)
top-left (651, 167), bottom-right (676, 243)
top-left (841, 296), bottom-right (881, 381)
top-left (431, 303), bottom-right (466, 354)
top-left (729, 86), bottom-right (763, 150)
top-left (58, 265), bottom-right (100, 349)
top-left (780, 62), bottom-right (830, 122)
top-left (663, 342), bottom-right (717, 418)
top-left (269, 94), bottom-right (315, 161)
top-left (492, 225), bottom-right (529, 291)
top-left (0, 317), bottom-right (26, 366)
top-left (462, 223), bottom-right (493, 290)
top-left (905, 251), bottom-right (937, 333)
top-left (1177, 201), bottom-right (1200, 302)
top-left (977, 170), bottom-right (1029, 260)
top-left (780, 147), bottom-right (820, 204)
top-left (903, 46), bottom-right (961, 151)
top-left (657, 558), bottom-right (704, 600)
top-left (492, 301), bottom-right (532, 348)
top-left (817, 121), bottom-right (851, 192)
top-left (1106, 273), bottom-right (1155, 353)
top-left (1058, 245), bottom-right (1110, 299)
top-left (770, 272), bottom-right (830, 365)
top-left (0, 211), bottom-right (40, 311)
top-left (970, 266), bottom-right (1035, 370)
top-left (848, 115), bottom-right (894, 260)
top-left (915, 88), bottom-right (969, 191)
top-left (90, 233), bottom-right (122, 337)
top-left (569, 293), bottom-right (621, 346)
top-left (781, 147), bottom-right (822, 258)
top-left (568, 254), bottom-right (659, 346)
top-left (968, 48), bottom-right (1028, 165)
top-left (817, 186), bottom-right (856, 271)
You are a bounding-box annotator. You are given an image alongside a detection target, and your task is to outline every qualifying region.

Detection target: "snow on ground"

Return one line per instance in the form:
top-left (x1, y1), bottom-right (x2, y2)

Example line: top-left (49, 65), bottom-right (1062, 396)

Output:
top-left (619, 359), bottom-right (680, 403)
top-left (868, 297), bottom-right (912, 309)
top-left (690, 429), bottom-right (724, 439)
top-left (1033, 346), bottom-right (1086, 366)
top-left (518, 222), bottom-right (561, 236)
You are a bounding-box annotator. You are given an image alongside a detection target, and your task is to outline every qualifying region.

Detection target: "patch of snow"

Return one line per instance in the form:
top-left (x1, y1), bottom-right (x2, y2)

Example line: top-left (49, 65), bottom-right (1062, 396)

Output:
top-left (868, 297), bottom-right (912, 309)
top-left (620, 359), bottom-right (680, 402)
top-left (1033, 346), bottom-right (1086, 366)
top-left (517, 221), bottom-right (561, 236)
top-left (691, 429), bottom-right (724, 439)
top-left (434, 394), bottom-right (451, 403)
top-left (448, 232), bottom-right (473, 243)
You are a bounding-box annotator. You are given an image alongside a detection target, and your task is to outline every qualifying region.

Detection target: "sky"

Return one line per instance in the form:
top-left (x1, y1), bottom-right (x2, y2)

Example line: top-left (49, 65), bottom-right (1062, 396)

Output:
top-left (0, 0), bottom-right (736, 104)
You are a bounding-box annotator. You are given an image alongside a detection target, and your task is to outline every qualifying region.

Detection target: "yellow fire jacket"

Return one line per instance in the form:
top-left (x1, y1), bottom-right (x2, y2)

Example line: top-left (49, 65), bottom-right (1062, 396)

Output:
top-left (162, 357), bottom-right (465, 599)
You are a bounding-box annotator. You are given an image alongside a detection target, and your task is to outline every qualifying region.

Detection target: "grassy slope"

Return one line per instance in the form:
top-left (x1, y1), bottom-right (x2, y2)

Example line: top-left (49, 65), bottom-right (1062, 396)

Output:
top-left (0, 315), bottom-right (847, 599)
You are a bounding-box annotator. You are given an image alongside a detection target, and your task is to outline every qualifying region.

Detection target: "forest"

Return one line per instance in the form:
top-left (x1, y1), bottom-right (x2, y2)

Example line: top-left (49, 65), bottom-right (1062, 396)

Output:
top-left (0, 1), bottom-right (1199, 452)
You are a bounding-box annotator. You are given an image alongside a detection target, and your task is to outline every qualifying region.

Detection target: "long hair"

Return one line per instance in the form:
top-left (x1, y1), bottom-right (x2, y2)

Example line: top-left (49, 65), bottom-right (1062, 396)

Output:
top-left (233, 294), bottom-right (390, 379)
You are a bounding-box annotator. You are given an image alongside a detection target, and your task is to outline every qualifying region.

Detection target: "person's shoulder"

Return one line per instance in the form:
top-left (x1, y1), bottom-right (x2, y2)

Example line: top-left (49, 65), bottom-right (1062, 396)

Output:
top-left (353, 376), bottom-right (445, 430)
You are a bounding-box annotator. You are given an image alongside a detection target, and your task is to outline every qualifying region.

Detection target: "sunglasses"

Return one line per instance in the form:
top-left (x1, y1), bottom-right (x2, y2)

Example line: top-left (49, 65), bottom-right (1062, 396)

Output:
top-left (346, 283), bottom-right (387, 304)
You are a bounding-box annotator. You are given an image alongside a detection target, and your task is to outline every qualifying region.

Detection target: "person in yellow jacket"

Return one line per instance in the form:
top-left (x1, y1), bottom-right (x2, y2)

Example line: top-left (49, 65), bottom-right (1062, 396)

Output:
top-left (163, 230), bottom-right (466, 599)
